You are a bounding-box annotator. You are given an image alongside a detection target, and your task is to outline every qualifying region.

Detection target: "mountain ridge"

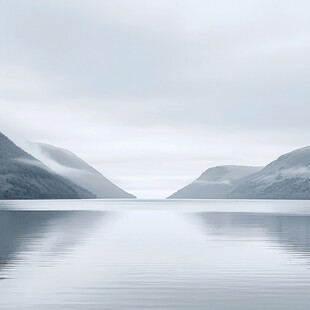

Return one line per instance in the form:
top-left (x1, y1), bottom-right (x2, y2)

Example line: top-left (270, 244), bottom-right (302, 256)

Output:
top-left (0, 133), bottom-right (95, 200)
top-left (228, 146), bottom-right (310, 199)
top-left (169, 145), bottom-right (310, 200)
top-left (168, 165), bottom-right (263, 199)
top-left (36, 142), bottom-right (136, 199)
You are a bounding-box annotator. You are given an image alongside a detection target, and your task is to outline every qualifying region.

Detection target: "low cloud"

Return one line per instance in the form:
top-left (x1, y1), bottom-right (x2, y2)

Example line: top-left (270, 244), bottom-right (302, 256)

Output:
top-left (194, 180), bottom-right (232, 186)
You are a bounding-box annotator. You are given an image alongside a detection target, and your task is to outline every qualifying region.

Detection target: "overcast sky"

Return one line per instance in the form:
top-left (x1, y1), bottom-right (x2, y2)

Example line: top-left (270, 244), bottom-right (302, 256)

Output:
top-left (1, 0), bottom-right (310, 198)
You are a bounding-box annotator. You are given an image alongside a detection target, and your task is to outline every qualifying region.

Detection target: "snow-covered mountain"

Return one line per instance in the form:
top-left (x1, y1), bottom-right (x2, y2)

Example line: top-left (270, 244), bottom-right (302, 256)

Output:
top-left (229, 146), bottom-right (310, 199)
top-left (36, 143), bottom-right (135, 199)
top-left (168, 165), bottom-right (263, 199)
top-left (0, 133), bottom-right (95, 199)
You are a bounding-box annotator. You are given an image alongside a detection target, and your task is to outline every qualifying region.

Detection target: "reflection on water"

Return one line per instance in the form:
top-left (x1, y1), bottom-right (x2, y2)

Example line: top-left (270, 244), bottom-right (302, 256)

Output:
top-left (1, 200), bottom-right (310, 309)
top-left (195, 212), bottom-right (310, 258)
top-left (0, 211), bottom-right (109, 275)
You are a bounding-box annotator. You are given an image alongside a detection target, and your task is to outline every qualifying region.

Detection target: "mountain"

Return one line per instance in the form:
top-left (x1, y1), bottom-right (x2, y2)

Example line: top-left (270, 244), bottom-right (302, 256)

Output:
top-left (0, 133), bottom-right (95, 200)
top-left (35, 143), bottom-right (135, 199)
top-left (228, 146), bottom-right (310, 199)
top-left (168, 165), bottom-right (263, 199)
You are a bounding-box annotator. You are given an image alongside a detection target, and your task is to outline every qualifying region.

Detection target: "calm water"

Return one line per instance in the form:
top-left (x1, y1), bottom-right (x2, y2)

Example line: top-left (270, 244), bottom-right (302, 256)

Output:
top-left (1, 199), bottom-right (310, 309)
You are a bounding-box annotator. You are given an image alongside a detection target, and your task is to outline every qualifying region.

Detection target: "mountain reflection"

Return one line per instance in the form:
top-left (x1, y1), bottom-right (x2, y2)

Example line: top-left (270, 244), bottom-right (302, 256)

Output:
top-left (0, 210), bottom-right (109, 274)
top-left (194, 212), bottom-right (310, 257)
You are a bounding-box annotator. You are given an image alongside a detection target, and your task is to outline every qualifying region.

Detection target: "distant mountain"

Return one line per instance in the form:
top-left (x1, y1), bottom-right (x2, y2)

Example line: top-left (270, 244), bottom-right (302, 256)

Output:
top-left (36, 143), bottom-right (135, 199)
top-left (228, 146), bottom-right (310, 199)
top-left (0, 133), bottom-right (95, 200)
top-left (168, 165), bottom-right (263, 199)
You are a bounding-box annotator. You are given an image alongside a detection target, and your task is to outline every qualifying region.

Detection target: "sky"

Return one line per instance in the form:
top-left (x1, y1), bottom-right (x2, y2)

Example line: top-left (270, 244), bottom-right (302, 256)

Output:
top-left (0, 0), bottom-right (310, 198)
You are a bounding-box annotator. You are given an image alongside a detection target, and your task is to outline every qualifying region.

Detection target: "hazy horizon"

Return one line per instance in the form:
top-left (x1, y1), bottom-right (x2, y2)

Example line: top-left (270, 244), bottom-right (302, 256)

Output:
top-left (1, 0), bottom-right (309, 198)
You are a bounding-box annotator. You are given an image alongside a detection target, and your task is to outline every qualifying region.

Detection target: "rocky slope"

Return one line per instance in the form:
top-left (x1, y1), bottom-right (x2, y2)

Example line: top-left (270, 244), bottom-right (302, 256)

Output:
top-left (228, 146), bottom-right (310, 199)
top-left (168, 165), bottom-right (262, 199)
top-left (0, 133), bottom-right (95, 200)
top-left (36, 143), bottom-right (135, 198)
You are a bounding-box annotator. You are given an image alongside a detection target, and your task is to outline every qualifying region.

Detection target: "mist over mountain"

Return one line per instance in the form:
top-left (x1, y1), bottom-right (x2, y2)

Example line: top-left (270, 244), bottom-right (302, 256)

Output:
top-left (36, 143), bottom-right (135, 199)
top-left (3, 124), bottom-right (310, 201)
top-left (0, 130), bottom-right (135, 199)
top-left (229, 146), bottom-right (310, 199)
top-left (0, 133), bottom-right (94, 200)
top-left (170, 146), bottom-right (310, 200)
top-left (168, 166), bottom-right (262, 199)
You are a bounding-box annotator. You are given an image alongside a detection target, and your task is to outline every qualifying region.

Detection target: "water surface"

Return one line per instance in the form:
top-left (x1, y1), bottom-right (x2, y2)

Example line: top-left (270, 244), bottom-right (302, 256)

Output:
top-left (1, 199), bottom-right (310, 309)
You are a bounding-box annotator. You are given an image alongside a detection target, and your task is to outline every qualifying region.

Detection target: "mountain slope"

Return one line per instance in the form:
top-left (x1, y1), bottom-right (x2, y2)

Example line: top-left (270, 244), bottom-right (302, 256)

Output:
top-left (0, 133), bottom-right (95, 200)
top-left (36, 143), bottom-right (135, 199)
top-left (228, 146), bottom-right (310, 199)
top-left (168, 165), bottom-right (262, 199)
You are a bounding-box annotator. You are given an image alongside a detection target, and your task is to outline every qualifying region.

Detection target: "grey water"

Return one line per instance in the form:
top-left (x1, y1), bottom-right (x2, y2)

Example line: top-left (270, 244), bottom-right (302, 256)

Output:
top-left (1, 199), bottom-right (310, 309)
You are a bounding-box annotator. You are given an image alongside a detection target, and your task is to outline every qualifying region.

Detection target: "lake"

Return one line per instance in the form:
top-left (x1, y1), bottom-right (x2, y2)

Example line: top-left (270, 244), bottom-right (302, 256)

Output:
top-left (1, 199), bottom-right (310, 309)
